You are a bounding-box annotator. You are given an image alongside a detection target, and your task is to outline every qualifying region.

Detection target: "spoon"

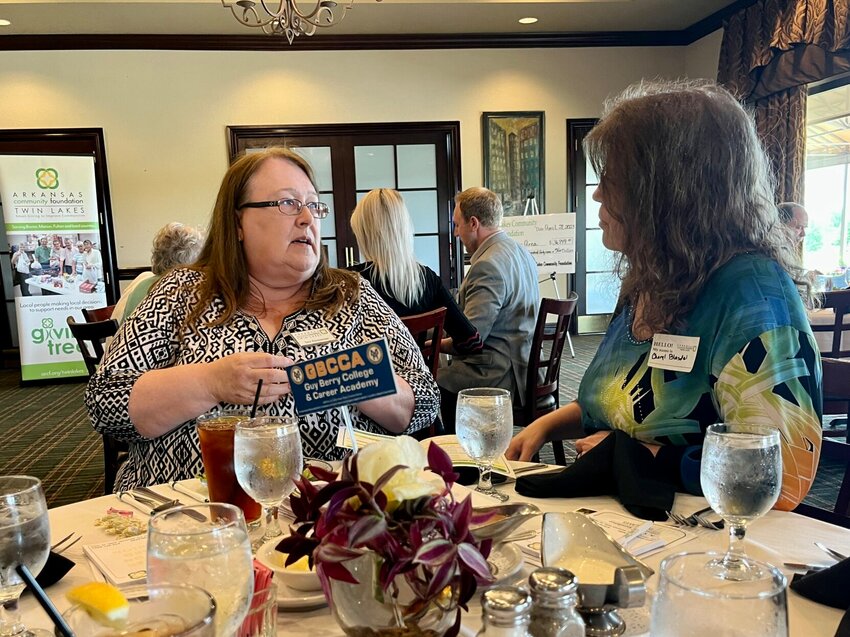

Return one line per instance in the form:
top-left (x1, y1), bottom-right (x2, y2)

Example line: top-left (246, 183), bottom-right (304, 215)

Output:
top-left (814, 541), bottom-right (847, 562)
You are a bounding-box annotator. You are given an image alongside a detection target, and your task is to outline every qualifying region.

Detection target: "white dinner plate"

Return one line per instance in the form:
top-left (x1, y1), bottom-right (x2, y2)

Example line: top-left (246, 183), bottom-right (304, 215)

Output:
top-left (276, 582), bottom-right (327, 611)
top-left (488, 543), bottom-right (524, 582)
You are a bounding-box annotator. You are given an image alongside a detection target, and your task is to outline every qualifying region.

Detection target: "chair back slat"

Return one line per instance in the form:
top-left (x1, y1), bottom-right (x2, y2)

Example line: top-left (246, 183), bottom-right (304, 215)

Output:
top-left (811, 290), bottom-right (850, 358)
top-left (66, 316), bottom-right (119, 377)
top-left (400, 307), bottom-right (447, 380)
top-left (515, 294), bottom-right (579, 465)
top-left (82, 305), bottom-right (116, 323)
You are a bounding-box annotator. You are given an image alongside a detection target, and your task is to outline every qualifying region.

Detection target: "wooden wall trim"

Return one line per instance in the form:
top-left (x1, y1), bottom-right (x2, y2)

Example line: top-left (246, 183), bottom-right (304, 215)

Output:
top-left (0, 30), bottom-right (693, 51)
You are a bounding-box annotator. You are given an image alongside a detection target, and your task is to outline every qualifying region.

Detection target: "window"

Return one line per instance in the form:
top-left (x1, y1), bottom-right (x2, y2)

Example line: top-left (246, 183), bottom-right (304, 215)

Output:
top-left (804, 74), bottom-right (850, 284)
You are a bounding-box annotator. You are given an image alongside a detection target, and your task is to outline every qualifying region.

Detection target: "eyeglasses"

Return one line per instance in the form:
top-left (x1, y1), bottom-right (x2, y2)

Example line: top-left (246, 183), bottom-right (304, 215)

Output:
top-left (239, 198), bottom-right (329, 219)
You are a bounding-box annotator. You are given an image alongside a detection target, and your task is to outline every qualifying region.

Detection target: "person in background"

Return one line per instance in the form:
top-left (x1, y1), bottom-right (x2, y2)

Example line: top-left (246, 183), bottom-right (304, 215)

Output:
top-left (73, 242), bottom-right (86, 277)
top-left (438, 186), bottom-right (539, 431)
top-left (63, 239), bottom-right (76, 275)
top-left (10, 244), bottom-right (33, 297)
top-left (86, 147), bottom-right (439, 492)
top-left (778, 202), bottom-right (808, 249)
top-left (349, 188), bottom-right (483, 354)
top-left (506, 80), bottom-right (821, 511)
top-left (82, 239), bottom-right (103, 282)
top-left (50, 237), bottom-right (66, 275)
top-left (112, 222), bottom-right (205, 324)
top-left (34, 237), bottom-right (50, 271)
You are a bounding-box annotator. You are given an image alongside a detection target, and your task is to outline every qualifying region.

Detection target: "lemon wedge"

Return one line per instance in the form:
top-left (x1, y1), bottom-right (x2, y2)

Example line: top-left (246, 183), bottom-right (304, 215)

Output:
top-left (66, 582), bottom-right (130, 627)
top-left (285, 555), bottom-right (313, 572)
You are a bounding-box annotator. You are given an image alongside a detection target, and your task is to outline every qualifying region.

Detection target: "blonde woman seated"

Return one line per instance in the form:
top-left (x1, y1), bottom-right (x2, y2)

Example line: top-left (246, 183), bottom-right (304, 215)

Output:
top-left (112, 222), bottom-right (205, 324)
top-left (507, 80), bottom-right (822, 512)
top-left (350, 188), bottom-right (483, 355)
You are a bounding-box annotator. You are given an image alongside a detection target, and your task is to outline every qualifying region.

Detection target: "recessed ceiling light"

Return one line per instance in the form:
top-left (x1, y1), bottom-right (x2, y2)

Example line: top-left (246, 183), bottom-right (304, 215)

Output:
top-left (518, 17), bottom-right (538, 25)
top-left (0, 19), bottom-right (11, 27)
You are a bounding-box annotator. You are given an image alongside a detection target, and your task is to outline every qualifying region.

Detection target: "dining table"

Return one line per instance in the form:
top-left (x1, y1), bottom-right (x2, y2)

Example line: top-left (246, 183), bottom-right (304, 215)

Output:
top-left (19, 465), bottom-right (850, 637)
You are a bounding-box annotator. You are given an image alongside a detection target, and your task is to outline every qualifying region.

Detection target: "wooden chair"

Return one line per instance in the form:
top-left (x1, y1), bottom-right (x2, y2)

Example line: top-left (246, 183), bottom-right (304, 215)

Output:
top-left (793, 438), bottom-right (850, 528)
top-left (400, 307), bottom-right (447, 380)
top-left (810, 289), bottom-right (850, 358)
top-left (514, 295), bottom-right (579, 465)
top-left (67, 315), bottom-right (126, 494)
top-left (822, 358), bottom-right (850, 442)
top-left (400, 307), bottom-right (447, 439)
top-left (82, 304), bottom-right (116, 323)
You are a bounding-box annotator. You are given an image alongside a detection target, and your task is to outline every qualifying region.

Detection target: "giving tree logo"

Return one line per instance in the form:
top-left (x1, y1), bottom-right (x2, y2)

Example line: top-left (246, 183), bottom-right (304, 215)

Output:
top-left (31, 316), bottom-right (80, 356)
top-left (35, 168), bottom-right (59, 190)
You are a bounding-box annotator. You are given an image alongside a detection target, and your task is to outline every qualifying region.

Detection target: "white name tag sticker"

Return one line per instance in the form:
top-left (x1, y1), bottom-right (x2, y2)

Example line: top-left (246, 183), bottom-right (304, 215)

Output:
top-left (647, 334), bottom-right (700, 373)
top-left (290, 327), bottom-right (336, 348)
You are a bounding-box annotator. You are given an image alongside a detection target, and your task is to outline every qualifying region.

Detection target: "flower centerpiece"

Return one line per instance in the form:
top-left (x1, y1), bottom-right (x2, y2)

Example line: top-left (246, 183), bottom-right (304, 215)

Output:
top-left (276, 436), bottom-right (495, 637)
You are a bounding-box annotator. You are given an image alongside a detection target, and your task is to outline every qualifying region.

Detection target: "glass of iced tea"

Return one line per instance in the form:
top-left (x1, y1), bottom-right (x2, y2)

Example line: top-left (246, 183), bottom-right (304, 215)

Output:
top-left (195, 410), bottom-right (261, 525)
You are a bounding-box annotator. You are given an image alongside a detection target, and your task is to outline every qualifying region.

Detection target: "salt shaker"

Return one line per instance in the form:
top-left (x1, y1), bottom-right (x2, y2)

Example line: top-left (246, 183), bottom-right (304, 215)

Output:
top-left (477, 586), bottom-right (533, 637)
top-left (528, 567), bottom-right (585, 637)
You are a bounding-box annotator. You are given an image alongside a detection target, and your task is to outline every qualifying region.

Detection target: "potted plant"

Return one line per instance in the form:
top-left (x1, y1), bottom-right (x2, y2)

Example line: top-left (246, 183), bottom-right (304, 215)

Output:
top-left (277, 436), bottom-right (495, 637)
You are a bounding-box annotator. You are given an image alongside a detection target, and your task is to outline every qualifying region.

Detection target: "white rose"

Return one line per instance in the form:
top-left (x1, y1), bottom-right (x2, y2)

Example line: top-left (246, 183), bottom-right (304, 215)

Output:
top-left (356, 436), bottom-right (443, 502)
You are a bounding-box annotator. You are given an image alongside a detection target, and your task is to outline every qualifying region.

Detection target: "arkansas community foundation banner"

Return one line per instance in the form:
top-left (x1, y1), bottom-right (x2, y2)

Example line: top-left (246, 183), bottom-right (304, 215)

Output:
top-left (0, 154), bottom-right (107, 382)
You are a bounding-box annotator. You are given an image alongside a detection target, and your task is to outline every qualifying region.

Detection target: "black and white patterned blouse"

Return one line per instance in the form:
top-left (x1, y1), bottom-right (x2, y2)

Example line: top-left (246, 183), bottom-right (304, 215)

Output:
top-left (86, 268), bottom-right (439, 492)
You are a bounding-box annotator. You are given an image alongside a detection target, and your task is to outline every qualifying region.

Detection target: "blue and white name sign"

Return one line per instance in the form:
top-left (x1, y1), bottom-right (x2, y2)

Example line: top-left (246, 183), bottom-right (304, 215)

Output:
top-left (287, 338), bottom-right (398, 415)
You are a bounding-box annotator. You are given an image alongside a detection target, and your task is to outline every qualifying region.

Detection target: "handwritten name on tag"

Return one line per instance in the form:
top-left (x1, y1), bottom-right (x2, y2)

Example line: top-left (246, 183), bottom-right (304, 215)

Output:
top-left (287, 338), bottom-right (397, 415)
top-left (647, 334), bottom-right (700, 373)
top-left (290, 327), bottom-right (336, 348)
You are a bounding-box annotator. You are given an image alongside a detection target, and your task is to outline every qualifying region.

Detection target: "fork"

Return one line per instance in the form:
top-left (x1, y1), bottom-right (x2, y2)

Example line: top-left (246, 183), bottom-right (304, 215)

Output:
top-left (666, 506), bottom-right (715, 528)
top-left (51, 532), bottom-right (81, 554)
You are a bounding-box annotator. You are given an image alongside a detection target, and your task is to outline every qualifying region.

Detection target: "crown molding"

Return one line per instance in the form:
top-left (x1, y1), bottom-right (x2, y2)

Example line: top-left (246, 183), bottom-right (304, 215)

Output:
top-left (0, 1), bottom-right (758, 52)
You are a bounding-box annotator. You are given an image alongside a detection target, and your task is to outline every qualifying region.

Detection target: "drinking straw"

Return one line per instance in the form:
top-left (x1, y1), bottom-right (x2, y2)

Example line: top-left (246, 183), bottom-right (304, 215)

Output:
top-left (250, 379), bottom-right (263, 418)
top-left (16, 564), bottom-right (75, 637)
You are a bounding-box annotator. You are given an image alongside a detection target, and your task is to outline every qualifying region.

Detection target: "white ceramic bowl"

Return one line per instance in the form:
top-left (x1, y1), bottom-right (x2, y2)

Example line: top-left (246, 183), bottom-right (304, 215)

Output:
top-left (256, 538), bottom-right (322, 592)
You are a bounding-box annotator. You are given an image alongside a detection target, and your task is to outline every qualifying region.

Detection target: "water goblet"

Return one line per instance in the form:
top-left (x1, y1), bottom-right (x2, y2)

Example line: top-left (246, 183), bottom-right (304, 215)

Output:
top-left (234, 416), bottom-right (303, 546)
top-left (650, 551), bottom-right (788, 636)
top-left (147, 503), bottom-right (253, 637)
top-left (0, 476), bottom-right (51, 637)
top-left (456, 387), bottom-right (513, 502)
top-left (700, 423), bottom-right (782, 581)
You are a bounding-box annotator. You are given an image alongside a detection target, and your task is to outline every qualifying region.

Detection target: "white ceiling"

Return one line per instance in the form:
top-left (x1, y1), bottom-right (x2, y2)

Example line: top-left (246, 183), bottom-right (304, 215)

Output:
top-left (0, 0), bottom-right (735, 36)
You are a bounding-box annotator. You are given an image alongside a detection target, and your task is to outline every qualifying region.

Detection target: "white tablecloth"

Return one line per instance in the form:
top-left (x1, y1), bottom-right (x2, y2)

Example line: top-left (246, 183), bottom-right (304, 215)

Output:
top-left (20, 478), bottom-right (850, 636)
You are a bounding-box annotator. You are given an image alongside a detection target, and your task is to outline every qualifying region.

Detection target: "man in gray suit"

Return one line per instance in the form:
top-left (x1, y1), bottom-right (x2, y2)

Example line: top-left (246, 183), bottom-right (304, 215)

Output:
top-left (439, 187), bottom-right (540, 431)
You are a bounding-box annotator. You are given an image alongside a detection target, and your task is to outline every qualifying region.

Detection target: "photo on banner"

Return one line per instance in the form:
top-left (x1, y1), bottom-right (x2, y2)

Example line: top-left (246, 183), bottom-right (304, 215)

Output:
top-left (0, 155), bottom-right (107, 382)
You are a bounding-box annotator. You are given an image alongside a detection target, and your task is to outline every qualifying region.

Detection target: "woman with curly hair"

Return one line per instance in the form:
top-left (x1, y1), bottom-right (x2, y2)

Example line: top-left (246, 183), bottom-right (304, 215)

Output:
top-left (507, 80), bottom-right (821, 511)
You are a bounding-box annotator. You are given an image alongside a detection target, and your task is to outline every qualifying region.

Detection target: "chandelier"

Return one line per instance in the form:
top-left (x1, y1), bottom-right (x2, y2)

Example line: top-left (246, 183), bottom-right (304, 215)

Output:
top-left (221, 0), bottom-right (356, 44)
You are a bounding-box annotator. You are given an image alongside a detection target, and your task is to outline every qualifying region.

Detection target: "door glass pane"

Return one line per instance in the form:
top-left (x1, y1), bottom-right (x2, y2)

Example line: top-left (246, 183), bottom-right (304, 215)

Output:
top-left (585, 186), bottom-right (600, 229)
top-left (413, 236), bottom-right (440, 274)
top-left (320, 198), bottom-right (336, 240)
top-left (586, 271), bottom-right (620, 315)
top-left (355, 145), bottom-right (395, 190)
top-left (585, 154), bottom-right (599, 184)
top-left (402, 190), bottom-right (438, 234)
top-left (291, 146), bottom-right (333, 192)
top-left (322, 239), bottom-right (338, 269)
top-left (397, 144), bottom-right (436, 189)
top-left (585, 228), bottom-right (617, 272)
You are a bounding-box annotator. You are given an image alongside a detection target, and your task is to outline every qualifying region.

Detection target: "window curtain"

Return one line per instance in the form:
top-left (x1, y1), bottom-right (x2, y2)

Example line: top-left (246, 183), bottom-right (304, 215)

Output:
top-left (718, 0), bottom-right (850, 202)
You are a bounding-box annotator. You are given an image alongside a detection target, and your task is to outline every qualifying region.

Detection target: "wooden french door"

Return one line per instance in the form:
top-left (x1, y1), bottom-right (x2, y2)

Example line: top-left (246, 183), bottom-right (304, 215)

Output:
top-left (567, 119), bottom-right (621, 334)
top-left (228, 123), bottom-right (462, 288)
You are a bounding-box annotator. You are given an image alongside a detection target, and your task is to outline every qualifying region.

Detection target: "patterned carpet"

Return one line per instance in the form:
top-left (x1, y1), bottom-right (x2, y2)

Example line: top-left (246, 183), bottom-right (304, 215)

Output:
top-left (0, 332), bottom-right (841, 511)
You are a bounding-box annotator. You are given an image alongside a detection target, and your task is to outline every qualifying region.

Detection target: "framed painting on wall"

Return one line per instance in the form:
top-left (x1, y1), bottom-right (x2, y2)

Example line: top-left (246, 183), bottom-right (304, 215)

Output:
top-left (482, 111), bottom-right (545, 216)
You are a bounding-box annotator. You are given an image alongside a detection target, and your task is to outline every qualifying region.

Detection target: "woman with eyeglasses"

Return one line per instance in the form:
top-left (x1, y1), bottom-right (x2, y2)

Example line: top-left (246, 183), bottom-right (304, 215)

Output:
top-left (86, 147), bottom-right (439, 492)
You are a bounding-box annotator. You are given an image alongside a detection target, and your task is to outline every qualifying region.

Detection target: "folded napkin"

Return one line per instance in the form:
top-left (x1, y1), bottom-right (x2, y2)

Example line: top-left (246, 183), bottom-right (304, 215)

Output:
top-left (790, 558), bottom-right (850, 637)
top-left (26, 551), bottom-right (75, 590)
top-left (515, 430), bottom-right (676, 521)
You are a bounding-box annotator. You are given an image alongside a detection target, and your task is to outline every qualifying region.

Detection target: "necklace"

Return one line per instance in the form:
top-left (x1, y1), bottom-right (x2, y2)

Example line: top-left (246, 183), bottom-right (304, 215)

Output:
top-left (624, 303), bottom-right (652, 346)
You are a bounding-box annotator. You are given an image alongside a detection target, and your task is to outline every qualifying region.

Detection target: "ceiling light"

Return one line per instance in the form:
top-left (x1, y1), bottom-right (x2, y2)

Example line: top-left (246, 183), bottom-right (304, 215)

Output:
top-left (518, 17), bottom-right (538, 25)
top-left (0, 19), bottom-right (11, 27)
top-left (221, 0), bottom-right (354, 44)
